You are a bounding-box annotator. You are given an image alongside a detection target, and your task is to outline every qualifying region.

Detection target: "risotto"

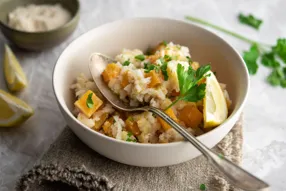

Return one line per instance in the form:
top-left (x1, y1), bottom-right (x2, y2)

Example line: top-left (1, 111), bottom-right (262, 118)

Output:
top-left (71, 42), bottom-right (231, 143)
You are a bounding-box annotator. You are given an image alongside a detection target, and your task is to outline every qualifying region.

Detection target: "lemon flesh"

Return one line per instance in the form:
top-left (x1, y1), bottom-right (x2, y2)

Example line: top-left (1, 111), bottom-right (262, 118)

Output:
top-left (203, 71), bottom-right (228, 128)
top-left (0, 89), bottom-right (33, 127)
top-left (3, 44), bottom-right (28, 92)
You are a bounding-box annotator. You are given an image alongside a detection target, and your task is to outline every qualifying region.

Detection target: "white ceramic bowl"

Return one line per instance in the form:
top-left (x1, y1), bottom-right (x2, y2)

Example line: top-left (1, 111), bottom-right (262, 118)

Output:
top-left (53, 18), bottom-right (249, 167)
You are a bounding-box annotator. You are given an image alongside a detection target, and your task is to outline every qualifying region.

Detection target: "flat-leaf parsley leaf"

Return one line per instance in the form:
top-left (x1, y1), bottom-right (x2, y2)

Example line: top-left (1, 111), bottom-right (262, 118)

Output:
top-left (243, 44), bottom-right (260, 75)
top-left (238, 13), bottom-right (263, 30)
top-left (267, 67), bottom-right (286, 87)
top-left (272, 38), bottom-right (286, 63)
top-left (261, 52), bottom-right (280, 68)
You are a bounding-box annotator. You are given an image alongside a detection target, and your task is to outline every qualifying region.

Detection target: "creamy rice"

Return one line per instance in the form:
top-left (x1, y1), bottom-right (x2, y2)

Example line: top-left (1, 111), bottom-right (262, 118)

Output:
top-left (71, 42), bottom-right (231, 143)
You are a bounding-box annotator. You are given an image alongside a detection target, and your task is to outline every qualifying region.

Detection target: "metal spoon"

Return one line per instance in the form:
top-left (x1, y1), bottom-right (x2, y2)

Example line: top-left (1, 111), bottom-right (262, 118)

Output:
top-left (89, 53), bottom-right (269, 191)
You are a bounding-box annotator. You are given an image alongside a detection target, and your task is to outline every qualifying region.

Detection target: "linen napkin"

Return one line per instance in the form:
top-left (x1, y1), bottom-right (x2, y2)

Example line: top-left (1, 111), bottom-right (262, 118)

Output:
top-left (16, 116), bottom-right (243, 191)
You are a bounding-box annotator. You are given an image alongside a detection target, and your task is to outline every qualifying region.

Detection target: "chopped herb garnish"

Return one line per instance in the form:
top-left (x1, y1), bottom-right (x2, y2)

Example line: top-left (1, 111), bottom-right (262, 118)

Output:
top-left (200, 184), bottom-right (206, 190)
top-left (162, 40), bottom-right (167, 46)
top-left (126, 138), bottom-right (136, 142)
top-left (144, 62), bottom-right (160, 73)
top-left (86, 93), bottom-right (94, 108)
top-left (238, 13), bottom-right (263, 30)
top-left (165, 64), bottom-right (211, 110)
top-left (159, 58), bottom-right (169, 81)
top-left (126, 132), bottom-right (137, 142)
top-left (164, 55), bottom-right (172, 62)
top-left (135, 54), bottom-right (145, 61)
top-left (218, 153), bottom-right (224, 159)
top-left (186, 56), bottom-right (193, 63)
top-left (122, 60), bottom-right (131, 66)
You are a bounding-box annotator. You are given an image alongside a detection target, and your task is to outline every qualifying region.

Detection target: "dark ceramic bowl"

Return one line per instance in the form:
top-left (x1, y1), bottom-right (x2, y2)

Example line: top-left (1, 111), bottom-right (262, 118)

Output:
top-left (0, 0), bottom-right (80, 51)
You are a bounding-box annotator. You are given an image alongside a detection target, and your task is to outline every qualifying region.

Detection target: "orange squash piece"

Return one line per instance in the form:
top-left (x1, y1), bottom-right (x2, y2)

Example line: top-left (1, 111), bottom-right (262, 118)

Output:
top-left (125, 116), bottom-right (141, 136)
top-left (93, 113), bottom-right (109, 131)
top-left (177, 105), bottom-right (203, 128)
top-left (145, 70), bottom-right (162, 88)
top-left (102, 63), bottom-right (121, 83)
top-left (102, 117), bottom-right (114, 136)
top-left (158, 108), bottom-right (178, 131)
top-left (191, 61), bottom-right (200, 70)
top-left (148, 55), bottom-right (159, 63)
top-left (121, 72), bottom-right (129, 88)
top-left (74, 90), bottom-right (103, 118)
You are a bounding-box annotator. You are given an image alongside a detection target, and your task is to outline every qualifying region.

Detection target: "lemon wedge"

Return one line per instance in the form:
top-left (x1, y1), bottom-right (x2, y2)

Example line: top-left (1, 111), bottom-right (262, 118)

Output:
top-left (3, 44), bottom-right (28, 92)
top-left (0, 89), bottom-right (34, 127)
top-left (203, 71), bottom-right (228, 128)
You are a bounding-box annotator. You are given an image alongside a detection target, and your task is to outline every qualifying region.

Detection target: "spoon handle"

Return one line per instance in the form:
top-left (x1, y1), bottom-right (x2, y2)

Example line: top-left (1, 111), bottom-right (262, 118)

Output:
top-left (147, 107), bottom-right (269, 191)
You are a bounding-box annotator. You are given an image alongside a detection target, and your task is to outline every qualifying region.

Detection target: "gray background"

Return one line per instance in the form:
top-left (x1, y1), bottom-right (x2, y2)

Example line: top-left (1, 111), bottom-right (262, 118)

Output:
top-left (1, 0), bottom-right (286, 190)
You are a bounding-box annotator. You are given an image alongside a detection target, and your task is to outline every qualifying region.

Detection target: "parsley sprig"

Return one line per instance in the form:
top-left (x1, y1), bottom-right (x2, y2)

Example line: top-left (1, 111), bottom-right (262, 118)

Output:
top-left (185, 15), bottom-right (286, 88)
top-left (165, 64), bottom-right (211, 110)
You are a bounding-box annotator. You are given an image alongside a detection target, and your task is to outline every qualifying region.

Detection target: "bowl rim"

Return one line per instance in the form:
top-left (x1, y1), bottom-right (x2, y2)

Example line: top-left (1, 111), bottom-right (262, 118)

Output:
top-left (0, 0), bottom-right (80, 34)
top-left (53, 17), bottom-right (249, 147)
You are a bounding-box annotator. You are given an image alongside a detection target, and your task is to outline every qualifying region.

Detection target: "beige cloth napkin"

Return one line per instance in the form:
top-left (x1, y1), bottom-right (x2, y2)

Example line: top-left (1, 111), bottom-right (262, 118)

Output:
top-left (16, 116), bottom-right (243, 191)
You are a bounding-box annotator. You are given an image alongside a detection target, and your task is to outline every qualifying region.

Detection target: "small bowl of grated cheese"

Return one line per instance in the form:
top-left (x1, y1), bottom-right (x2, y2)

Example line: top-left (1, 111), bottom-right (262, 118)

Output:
top-left (0, 0), bottom-right (80, 50)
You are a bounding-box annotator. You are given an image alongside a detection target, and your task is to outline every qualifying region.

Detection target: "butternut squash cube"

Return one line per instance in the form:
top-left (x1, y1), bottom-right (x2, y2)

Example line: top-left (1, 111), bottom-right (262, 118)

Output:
top-left (93, 113), bottom-right (109, 131)
top-left (102, 117), bottom-right (114, 136)
top-left (178, 105), bottom-right (203, 128)
top-left (121, 72), bottom-right (129, 88)
top-left (191, 61), bottom-right (200, 70)
top-left (158, 108), bottom-right (178, 131)
top-left (145, 70), bottom-right (162, 88)
top-left (74, 90), bottom-right (103, 118)
top-left (148, 55), bottom-right (159, 63)
top-left (125, 116), bottom-right (141, 136)
top-left (102, 63), bottom-right (121, 83)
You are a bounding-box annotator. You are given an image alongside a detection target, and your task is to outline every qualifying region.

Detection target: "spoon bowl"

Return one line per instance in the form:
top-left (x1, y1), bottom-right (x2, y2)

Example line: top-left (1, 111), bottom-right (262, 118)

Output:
top-left (89, 53), bottom-right (134, 110)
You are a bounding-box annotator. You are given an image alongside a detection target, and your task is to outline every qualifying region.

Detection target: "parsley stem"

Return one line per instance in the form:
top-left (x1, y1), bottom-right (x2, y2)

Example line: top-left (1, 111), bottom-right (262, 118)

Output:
top-left (185, 16), bottom-right (271, 47)
top-left (164, 97), bottom-right (182, 111)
